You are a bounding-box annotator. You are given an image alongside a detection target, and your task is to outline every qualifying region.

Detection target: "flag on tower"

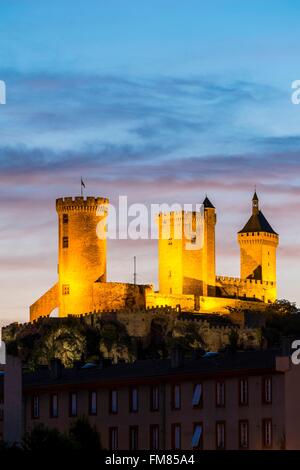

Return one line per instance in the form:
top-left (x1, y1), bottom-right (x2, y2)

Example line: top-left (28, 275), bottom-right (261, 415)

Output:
top-left (80, 177), bottom-right (85, 196)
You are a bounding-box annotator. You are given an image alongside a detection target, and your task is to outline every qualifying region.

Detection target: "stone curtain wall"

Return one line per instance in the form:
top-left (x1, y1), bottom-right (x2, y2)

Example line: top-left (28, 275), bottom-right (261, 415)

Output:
top-left (29, 283), bottom-right (59, 321)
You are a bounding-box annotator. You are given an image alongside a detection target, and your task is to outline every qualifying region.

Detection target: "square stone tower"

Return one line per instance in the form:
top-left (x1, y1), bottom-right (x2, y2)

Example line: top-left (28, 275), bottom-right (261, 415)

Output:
top-left (158, 197), bottom-right (216, 297)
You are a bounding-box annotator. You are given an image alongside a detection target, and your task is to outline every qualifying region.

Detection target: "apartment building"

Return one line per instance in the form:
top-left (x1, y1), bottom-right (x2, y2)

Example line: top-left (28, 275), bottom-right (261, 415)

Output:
top-left (1, 349), bottom-right (296, 450)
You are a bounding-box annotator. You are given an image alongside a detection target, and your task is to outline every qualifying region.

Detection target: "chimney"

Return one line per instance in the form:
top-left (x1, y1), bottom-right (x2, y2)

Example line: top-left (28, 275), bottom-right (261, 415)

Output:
top-left (279, 336), bottom-right (295, 357)
top-left (170, 346), bottom-right (184, 368)
top-left (50, 358), bottom-right (63, 379)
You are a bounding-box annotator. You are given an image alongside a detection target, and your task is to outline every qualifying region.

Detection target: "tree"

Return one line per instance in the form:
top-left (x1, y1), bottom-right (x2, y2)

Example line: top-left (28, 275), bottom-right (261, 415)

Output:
top-left (22, 424), bottom-right (73, 451)
top-left (69, 417), bottom-right (102, 451)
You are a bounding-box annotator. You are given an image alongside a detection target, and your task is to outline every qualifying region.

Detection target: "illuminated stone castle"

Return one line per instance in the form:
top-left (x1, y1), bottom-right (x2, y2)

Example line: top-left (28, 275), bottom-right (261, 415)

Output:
top-left (30, 192), bottom-right (279, 321)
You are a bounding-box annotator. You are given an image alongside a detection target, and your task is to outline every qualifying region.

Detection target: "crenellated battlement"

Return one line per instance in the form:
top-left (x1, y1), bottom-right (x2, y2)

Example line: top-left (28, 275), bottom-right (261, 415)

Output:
top-left (238, 231), bottom-right (278, 242)
top-left (216, 275), bottom-right (275, 287)
top-left (56, 196), bottom-right (109, 212)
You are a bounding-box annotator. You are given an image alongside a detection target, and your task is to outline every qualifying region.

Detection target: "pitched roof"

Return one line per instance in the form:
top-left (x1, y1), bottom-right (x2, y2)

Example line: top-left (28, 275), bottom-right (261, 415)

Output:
top-left (22, 350), bottom-right (281, 391)
top-left (239, 210), bottom-right (278, 235)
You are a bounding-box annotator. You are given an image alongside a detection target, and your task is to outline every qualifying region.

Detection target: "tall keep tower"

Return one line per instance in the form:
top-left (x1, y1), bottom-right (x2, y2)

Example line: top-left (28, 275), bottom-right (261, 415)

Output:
top-left (158, 197), bottom-right (216, 298)
top-left (56, 196), bottom-right (108, 317)
top-left (238, 192), bottom-right (279, 286)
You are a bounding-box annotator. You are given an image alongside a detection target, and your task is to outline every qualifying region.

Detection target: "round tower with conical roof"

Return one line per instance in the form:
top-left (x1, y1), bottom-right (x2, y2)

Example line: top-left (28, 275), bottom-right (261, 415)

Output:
top-left (238, 192), bottom-right (279, 298)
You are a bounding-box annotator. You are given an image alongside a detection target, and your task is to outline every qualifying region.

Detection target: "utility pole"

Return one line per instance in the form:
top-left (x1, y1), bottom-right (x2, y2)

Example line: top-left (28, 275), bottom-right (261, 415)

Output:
top-left (133, 256), bottom-right (137, 285)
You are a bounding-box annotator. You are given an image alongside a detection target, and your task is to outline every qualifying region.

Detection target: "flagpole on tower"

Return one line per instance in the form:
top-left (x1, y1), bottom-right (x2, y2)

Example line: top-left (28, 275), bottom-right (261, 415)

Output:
top-left (81, 177), bottom-right (85, 197)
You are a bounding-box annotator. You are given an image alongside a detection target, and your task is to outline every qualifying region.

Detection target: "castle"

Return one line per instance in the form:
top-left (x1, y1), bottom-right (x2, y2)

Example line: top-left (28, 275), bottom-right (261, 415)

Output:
top-left (30, 192), bottom-right (279, 321)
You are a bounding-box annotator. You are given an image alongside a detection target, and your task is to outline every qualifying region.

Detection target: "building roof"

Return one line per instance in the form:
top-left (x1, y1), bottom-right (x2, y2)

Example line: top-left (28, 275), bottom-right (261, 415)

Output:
top-left (22, 349), bottom-right (282, 392)
top-left (239, 191), bottom-right (278, 235)
top-left (238, 210), bottom-right (278, 235)
top-left (203, 196), bottom-right (215, 209)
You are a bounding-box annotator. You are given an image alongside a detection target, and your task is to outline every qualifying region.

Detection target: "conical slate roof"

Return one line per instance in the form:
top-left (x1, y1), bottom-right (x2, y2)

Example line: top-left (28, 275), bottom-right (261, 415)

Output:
top-left (239, 210), bottom-right (277, 235)
top-left (203, 196), bottom-right (215, 209)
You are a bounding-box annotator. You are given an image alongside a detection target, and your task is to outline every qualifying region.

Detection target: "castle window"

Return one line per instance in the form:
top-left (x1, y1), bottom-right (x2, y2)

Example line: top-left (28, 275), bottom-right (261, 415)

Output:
top-left (50, 394), bottom-right (58, 418)
top-left (239, 420), bottom-right (249, 449)
top-left (192, 383), bottom-right (203, 408)
top-left (129, 426), bottom-right (139, 451)
top-left (63, 214), bottom-right (68, 224)
top-left (191, 236), bottom-right (196, 244)
top-left (168, 238), bottom-right (173, 246)
top-left (239, 379), bottom-right (248, 406)
top-left (62, 284), bottom-right (70, 295)
top-left (216, 421), bottom-right (226, 450)
top-left (150, 425), bottom-right (159, 450)
top-left (69, 392), bottom-right (77, 417)
top-left (62, 236), bottom-right (69, 248)
top-left (192, 423), bottom-right (203, 450)
top-left (171, 423), bottom-right (181, 450)
top-left (31, 395), bottom-right (40, 419)
top-left (262, 419), bottom-right (272, 448)
top-left (109, 427), bottom-right (118, 450)
top-left (150, 386), bottom-right (159, 411)
top-left (262, 377), bottom-right (272, 404)
top-left (89, 391), bottom-right (97, 415)
top-left (171, 384), bottom-right (181, 410)
top-left (169, 270), bottom-right (172, 278)
top-left (129, 387), bottom-right (139, 413)
top-left (216, 381), bottom-right (225, 407)
top-left (109, 390), bottom-right (118, 414)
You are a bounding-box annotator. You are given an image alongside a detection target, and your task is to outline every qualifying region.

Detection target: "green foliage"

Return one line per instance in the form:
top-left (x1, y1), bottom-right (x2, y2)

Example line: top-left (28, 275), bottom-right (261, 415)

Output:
top-left (69, 417), bottom-right (102, 451)
top-left (3, 299), bottom-right (299, 369)
top-left (22, 418), bottom-right (101, 452)
top-left (22, 424), bottom-right (74, 451)
top-left (228, 329), bottom-right (239, 351)
top-left (265, 299), bottom-right (297, 316)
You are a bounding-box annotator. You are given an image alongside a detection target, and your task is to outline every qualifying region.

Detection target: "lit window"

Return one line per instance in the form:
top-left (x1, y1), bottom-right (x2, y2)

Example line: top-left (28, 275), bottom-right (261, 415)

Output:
top-left (50, 394), bottom-right (58, 418)
top-left (129, 426), bottom-right (139, 450)
top-left (62, 236), bottom-right (69, 248)
top-left (110, 390), bottom-right (118, 414)
top-left (192, 423), bottom-right (203, 450)
top-left (130, 387), bottom-right (138, 413)
top-left (216, 422), bottom-right (225, 449)
top-left (172, 385), bottom-right (181, 410)
top-left (62, 284), bottom-right (70, 295)
top-left (262, 419), bottom-right (272, 448)
top-left (239, 420), bottom-right (249, 449)
top-left (150, 386), bottom-right (159, 411)
top-left (216, 381), bottom-right (225, 407)
top-left (69, 392), bottom-right (77, 417)
top-left (263, 377), bottom-right (272, 404)
top-left (239, 379), bottom-right (248, 405)
top-left (172, 424), bottom-right (181, 450)
top-left (109, 427), bottom-right (118, 450)
top-left (192, 384), bottom-right (202, 408)
top-left (89, 391), bottom-right (97, 415)
top-left (32, 395), bottom-right (40, 419)
top-left (150, 425), bottom-right (159, 450)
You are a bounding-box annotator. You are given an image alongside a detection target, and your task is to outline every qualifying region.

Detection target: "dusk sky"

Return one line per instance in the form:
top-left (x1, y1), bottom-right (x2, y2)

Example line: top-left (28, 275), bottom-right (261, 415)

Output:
top-left (1, 0), bottom-right (300, 322)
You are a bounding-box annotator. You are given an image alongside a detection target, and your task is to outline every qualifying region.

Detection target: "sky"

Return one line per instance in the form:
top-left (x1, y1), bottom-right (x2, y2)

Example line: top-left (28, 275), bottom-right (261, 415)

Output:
top-left (1, 0), bottom-right (300, 322)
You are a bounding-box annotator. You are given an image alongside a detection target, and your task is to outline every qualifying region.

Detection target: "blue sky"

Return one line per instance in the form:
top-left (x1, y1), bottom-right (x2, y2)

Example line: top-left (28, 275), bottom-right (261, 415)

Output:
top-left (1, 1), bottom-right (300, 321)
